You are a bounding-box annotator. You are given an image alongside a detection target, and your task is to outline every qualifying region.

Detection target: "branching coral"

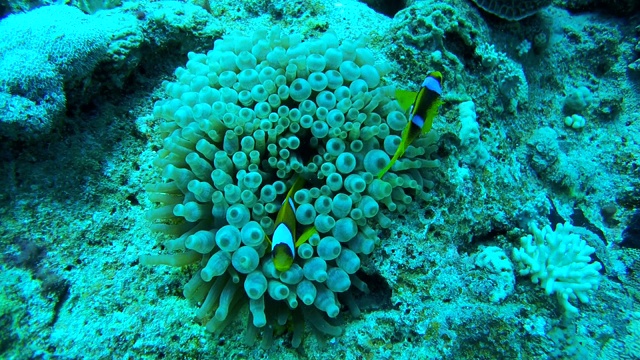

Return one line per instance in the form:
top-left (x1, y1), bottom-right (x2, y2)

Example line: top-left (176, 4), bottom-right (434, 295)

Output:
top-left (513, 222), bottom-right (603, 314)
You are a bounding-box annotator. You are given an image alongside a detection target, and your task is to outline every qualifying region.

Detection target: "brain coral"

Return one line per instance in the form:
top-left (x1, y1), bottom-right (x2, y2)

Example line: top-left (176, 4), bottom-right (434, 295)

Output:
top-left (470, 0), bottom-right (552, 20)
top-left (141, 27), bottom-right (440, 346)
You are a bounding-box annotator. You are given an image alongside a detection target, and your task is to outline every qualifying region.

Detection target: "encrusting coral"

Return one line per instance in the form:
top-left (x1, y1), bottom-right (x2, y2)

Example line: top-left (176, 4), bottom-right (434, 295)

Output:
top-left (140, 27), bottom-right (441, 346)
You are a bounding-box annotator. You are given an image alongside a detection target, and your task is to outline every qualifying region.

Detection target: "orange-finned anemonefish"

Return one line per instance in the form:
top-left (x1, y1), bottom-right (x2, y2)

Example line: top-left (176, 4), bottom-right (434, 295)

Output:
top-left (377, 71), bottom-right (444, 179)
top-left (266, 176), bottom-right (318, 272)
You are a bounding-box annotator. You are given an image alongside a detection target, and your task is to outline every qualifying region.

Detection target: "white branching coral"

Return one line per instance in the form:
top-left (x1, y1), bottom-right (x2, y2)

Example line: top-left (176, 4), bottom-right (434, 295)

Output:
top-left (512, 222), bottom-right (603, 315)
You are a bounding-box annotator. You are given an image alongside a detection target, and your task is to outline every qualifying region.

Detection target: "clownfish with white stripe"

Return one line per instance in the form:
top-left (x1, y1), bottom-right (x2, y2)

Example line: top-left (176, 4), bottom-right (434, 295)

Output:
top-left (377, 71), bottom-right (444, 179)
top-left (266, 176), bottom-right (318, 272)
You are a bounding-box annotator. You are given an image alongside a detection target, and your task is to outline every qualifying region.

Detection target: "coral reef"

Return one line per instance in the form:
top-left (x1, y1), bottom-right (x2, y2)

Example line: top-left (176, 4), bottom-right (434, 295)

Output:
top-left (0, 0), bottom-right (639, 358)
top-left (474, 245), bottom-right (515, 303)
top-left (469, 0), bottom-right (553, 20)
top-left (0, 6), bottom-right (109, 139)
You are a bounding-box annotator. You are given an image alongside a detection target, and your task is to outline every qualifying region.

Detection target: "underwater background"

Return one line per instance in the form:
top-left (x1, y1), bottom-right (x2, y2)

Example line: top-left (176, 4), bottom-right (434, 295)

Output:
top-left (1, 0), bottom-right (639, 359)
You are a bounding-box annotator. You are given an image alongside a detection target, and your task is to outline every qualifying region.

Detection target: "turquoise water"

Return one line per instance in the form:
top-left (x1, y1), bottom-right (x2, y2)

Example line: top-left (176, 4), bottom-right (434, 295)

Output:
top-left (1, 0), bottom-right (639, 359)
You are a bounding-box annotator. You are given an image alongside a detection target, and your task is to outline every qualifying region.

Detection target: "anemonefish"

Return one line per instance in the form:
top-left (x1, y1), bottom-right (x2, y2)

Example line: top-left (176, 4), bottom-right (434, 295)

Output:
top-left (377, 71), bottom-right (444, 179)
top-left (267, 176), bottom-right (318, 272)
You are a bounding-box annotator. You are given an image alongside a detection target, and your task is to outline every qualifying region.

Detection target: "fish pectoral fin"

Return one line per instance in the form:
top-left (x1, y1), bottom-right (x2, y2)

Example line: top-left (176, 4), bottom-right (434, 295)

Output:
top-left (421, 99), bottom-right (444, 135)
top-left (395, 89), bottom-right (418, 111)
top-left (295, 226), bottom-right (318, 247)
top-left (420, 119), bottom-right (434, 135)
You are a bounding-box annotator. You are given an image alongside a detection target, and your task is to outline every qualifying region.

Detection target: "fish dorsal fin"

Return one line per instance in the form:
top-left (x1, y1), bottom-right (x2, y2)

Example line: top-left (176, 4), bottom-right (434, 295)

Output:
top-left (395, 89), bottom-right (418, 112)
